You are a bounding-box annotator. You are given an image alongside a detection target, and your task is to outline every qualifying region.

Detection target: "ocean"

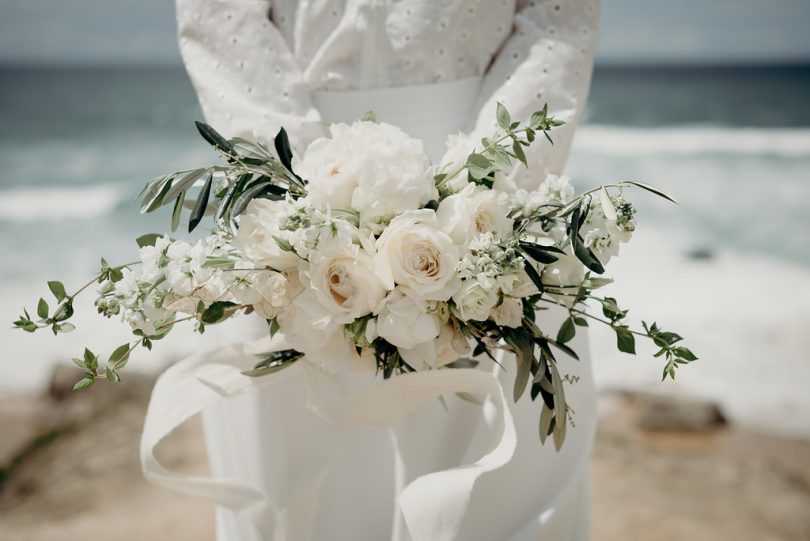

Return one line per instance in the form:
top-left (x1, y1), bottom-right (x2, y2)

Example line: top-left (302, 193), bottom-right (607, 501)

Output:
top-left (2, 65), bottom-right (809, 437)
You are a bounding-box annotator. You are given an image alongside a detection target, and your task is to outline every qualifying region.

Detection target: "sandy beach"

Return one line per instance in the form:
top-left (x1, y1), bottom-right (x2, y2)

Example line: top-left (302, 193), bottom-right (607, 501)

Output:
top-left (1, 369), bottom-right (808, 541)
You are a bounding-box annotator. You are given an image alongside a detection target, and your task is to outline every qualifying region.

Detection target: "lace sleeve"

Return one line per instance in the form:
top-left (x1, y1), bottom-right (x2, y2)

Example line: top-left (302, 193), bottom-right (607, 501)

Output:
top-left (470, 0), bottom-right (600, 190)
top-left (176, 0), bottom-right (323, 147)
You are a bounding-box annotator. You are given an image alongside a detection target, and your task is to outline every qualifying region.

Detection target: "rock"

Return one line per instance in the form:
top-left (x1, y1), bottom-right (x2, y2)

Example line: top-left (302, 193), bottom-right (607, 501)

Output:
top-left (634, 393), bottom-right (726, 431)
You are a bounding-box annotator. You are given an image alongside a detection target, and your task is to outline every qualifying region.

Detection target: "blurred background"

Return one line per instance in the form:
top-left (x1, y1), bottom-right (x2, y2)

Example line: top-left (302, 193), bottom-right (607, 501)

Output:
top-left (1, 1), bottom-right (809, 539)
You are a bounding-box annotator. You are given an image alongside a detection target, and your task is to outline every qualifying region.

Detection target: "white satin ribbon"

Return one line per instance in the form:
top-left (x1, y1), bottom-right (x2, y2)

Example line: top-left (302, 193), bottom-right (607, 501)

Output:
top-left (140, 335), bottom-right (516, 541)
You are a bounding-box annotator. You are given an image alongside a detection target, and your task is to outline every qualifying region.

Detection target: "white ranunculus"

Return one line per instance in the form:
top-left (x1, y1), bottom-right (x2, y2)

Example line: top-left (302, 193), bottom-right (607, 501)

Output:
top-left (490, 296), bottom-right (524, 328)
top-left (399, 323), bottom-right (471, 370)
top-left (308, 235), bottom-right (386, 324)
top-left (230, 264), bottom-right (290, 320)
top-left (435, 132), bottom-right (476, 192)
top-left (233, 199), bottom-right (300, 270)
top-left (452, 279), bottom-right (499, 322)
top-left (436, 184), bottom-right (513, 245)
top-left (299, 121), bottom-right (436, 230)
top-left (276, 286), bottom-right (358, 372)
top-left (541, 248), bottom-right (585, 307)
top-left (374, 209), bottom-right (461, 301)
top-left (376, 289), bottom-right (441, 349)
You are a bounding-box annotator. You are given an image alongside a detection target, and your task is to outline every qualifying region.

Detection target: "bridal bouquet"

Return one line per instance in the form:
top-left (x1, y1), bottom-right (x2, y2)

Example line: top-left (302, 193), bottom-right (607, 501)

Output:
top-left (15, 104), bottom-right (695, 449)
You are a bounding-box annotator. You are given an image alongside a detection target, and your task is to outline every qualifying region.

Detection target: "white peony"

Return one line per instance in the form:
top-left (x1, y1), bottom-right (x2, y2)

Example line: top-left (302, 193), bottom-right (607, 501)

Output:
top-left (374, 209), bottom-right (461, 301)
top-left (376, 289), bottom-right (441, 349)
top-left (399, 323), bottom-right (471, 370)
top-left (452, 279), bottom-right (499, 322)
top-left (490, 296), bottom-right (524, 328)
top-left (436, 184), bottom-right (513, 246)
top-left (300, 121), bottom-right (437, 230)
top-left (307, 235), bottom-right (386, 324)
top-left (233, 199), bottom-right (300, 270)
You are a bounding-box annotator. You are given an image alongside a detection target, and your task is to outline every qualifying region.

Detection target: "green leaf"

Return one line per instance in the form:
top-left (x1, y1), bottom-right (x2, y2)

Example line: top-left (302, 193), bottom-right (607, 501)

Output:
top-left (538, 404), bottom-right (554, 444)
top-left (163, 168), bottom-right (209, 203)
top-left (504, 329), bottom-right (534, 402)
top-left (522, 260), bottom-right (545, 294)
top-left (47, 281), bottom-right (67, 302)
top-left (599, 186), bottom-right (617, 221)
top-left (496, 102), bottom-right (511, 130)
top-left (359, 110), bottom-right (377, 122)
top-left (614, 326), bottom-right (636, 354)
top-left (242, 349), bottom-right (304, 377)
top-left (37, 297), bottom-right (49, 319)
top-left (556, 317), bottom-right (576, 344)
top-left (171, 190), bottom-right (186, 232)
top-left (674, 347), bottom-right (698, 361)
top-left (188, 170), bottom-right (213, 233)
top-left (512, 139), bottom-right (527, 167)
top-left (108, 343), bottom-right (131, 370)
top-left (625, 181), bottom-right (679, 204)
top-left (84, 348), bottom-right (99, 372)
top-left (201, 301), bottom-right (238, 324)
top-left (519, 241), bottom-right (563, 264)
top-left (73, 377), bottom-right (95, 391)
top-left (465, 153), bottom-right (492, 180)
top-left (56, 322), bottom-right (76, 333)
top-left (195, 121), bottom-right (235, 156)
top-left (273, 127), bottom-right (297, 176)
top-left (136, 233), bottom-right (162, 249)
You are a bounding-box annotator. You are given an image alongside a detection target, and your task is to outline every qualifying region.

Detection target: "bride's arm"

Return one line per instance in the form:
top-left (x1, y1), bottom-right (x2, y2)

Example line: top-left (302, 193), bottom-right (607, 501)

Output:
top-left (470, 0), bottom-right (600, 188)
top-left (176, 0), bottom-right (322, 147)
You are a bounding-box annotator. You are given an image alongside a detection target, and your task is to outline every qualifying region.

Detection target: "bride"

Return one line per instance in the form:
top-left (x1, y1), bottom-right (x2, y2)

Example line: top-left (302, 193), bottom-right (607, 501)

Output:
top-left (166, 1), bottom-right (601, 539)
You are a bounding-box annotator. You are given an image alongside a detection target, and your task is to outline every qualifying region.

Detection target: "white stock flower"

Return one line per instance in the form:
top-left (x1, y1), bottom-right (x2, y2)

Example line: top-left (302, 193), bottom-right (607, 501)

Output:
top-left (537, 174), bottom-right (575, 205)
top-left (452, 279), bottom-right (499, 322)
top-left (165, 239), bottom-right (212, 297)
top-left (376, 289), bottom-right (441, 350)
top-left (139, 235), bottom-right (171, 282)
top-left (300, 121), bottom-right (436, 230)
top-left (490, 296), bottom-right (523, 328)
top-left (233, 199), bottom-right (300, 270)
top-left (308, 235), bottom-right (386, 324)
top-left (436, 184), bottom-right (513, 245)
top-left (374, 209), bottom-right (461, 301)
top-left (399, 323), bottom-right (471, 370)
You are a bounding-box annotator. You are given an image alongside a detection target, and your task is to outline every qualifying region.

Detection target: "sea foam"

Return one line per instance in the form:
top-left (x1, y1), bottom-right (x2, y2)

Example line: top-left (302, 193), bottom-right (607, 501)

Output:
top-left (575, 125), bottom-right (810, 157)
top-left (0, 183), bottom-right (128, 222)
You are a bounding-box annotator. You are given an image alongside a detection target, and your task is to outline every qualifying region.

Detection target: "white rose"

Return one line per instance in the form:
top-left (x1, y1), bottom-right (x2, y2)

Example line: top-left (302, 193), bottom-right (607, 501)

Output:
top-left (452, 279), bottom-right (499, 322)
top-left (276, 286), bottom-right (358, 372)
top-left (399, 323), bottom-right (471, 370)
top-left (376, 289), bottom-right (441, 349)
top-left (490, 296), bottom-right (524, 328)
top-left (374, 209), bottom-right (461, 301)
top-left (436, 184), bottom-right (513, 245)
top-left (233, 199), bottom-right (300, 270)
top-left (541, 249), bottom-right (585, 307)
top-left (308, 235), bottom-right (386, 324)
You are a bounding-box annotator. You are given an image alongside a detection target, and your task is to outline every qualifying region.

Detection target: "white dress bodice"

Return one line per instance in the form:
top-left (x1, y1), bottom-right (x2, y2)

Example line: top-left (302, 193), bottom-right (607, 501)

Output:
top-left (176, 0), bottom-right (600, 187)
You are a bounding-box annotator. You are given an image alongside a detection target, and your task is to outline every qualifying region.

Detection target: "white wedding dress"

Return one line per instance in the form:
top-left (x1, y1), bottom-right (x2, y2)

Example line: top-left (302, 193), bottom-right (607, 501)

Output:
top-left (141, 2), bottom-right (601, 540)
